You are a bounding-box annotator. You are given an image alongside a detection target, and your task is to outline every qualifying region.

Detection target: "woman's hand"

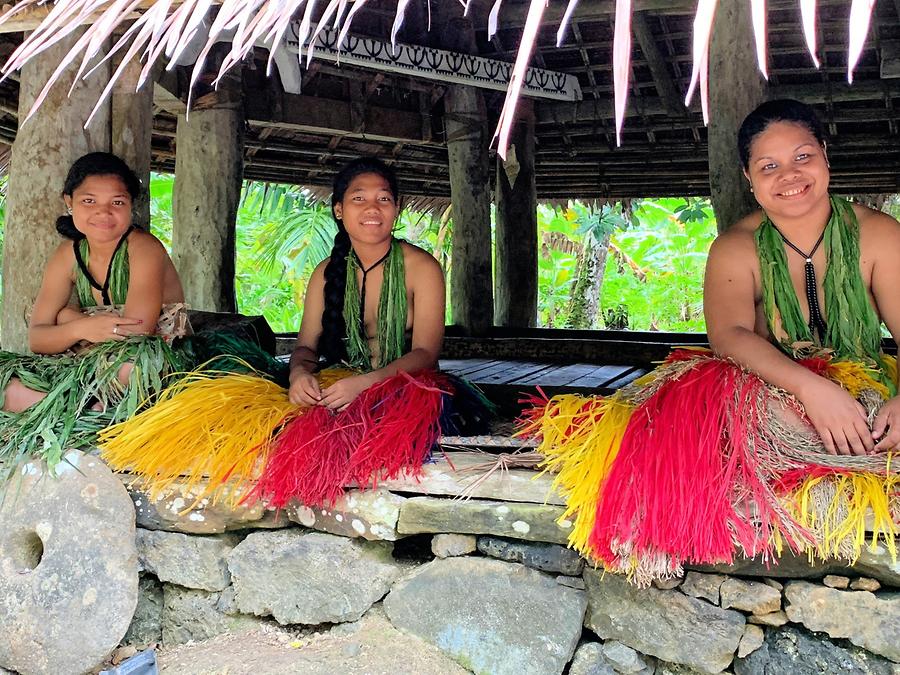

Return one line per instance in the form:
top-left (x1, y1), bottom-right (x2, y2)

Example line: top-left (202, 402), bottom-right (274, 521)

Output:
top-left (319, 373), bottom-right (375, 411)
top-left (289, 371), bottom-right (322, 406)
top-left (797, 378), bottom-right (874, 456)
top-left (76, 314), bottom-right (144, 344)
top-left (872, 396), bottom-right (900, 452)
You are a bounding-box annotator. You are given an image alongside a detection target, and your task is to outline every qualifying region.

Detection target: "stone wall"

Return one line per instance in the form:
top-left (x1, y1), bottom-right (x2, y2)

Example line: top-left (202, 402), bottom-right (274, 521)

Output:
top-left (122, 480), bottom-right (900, 675)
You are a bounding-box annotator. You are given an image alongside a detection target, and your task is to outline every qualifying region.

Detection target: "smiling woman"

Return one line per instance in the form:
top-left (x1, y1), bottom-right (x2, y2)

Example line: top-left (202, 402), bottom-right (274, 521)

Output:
top-left (0, 152), bottom-right (190, 479)
top-left (518, 99), bottom-right (900, 585)
top-left (99, 156), bottom-right (493, 511)
top-left (706, 99), bottom-right (900, 455)
top-left (289, 157), bottom-right (444, 410)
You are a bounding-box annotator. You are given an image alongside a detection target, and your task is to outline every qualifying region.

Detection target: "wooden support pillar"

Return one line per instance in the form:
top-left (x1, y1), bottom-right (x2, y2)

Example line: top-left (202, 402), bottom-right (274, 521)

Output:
top-left (112, 56), bottom-right (155, 229)
top-left (494, 101), bottom-right (537, 327)
top-left (1, 30), bottom-right (111, 352)
top-left (708, 1), bottom-right (768, 231)
top-left (171, 70), bottom-right (244, 313)
top-left (444, 17), bottom-right (493, 335)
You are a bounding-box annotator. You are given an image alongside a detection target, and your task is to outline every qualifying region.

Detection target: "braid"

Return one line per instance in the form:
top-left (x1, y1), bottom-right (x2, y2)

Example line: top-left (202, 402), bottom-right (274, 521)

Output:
top-left (318, 225), bottom-right (352, 366)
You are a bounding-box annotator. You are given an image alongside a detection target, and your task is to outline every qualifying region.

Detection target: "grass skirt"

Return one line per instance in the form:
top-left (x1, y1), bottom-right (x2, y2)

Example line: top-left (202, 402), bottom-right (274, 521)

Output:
top-left (0, 327), bottom-right (287, 484)
top-left (99, 367), bottom-right (492, 509)
top-left (0, 337), bottom-right (189, 481)
top-left (519, 348), bottom-right (899, 585)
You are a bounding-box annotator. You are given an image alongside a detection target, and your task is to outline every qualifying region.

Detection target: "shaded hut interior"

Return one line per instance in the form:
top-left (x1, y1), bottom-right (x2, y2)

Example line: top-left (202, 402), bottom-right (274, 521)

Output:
top-left (0, 0), bottom-right (897, 199)
top-left (0, 0), bottom-right (898, 398)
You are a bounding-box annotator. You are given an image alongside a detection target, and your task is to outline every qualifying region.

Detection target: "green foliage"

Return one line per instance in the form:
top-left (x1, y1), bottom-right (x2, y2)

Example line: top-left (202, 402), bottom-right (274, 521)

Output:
top-left (1, 170), bottom-right (723, 335)
top-left (237, 182), bottom-right (336, 331)
top-left (600, 198), bottom-right (717, 331)
top-left (148, 173), bottom-right (174, 249)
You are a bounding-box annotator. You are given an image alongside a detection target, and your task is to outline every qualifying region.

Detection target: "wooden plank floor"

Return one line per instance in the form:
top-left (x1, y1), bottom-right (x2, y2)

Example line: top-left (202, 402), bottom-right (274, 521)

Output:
top-left (440, 358), bottom-right (648, 393)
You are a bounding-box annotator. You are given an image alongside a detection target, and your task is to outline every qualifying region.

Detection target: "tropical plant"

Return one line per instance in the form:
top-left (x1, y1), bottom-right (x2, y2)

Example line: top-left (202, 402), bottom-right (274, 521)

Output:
top-left (566, 202), bottom-right (628, 328)
top-left (600, 197), bottom-right (717, 331)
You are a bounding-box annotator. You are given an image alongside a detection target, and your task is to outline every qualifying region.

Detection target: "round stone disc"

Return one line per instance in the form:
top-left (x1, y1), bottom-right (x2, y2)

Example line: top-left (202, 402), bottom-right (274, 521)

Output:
top-left (0, 451), bottom-right (138, 675)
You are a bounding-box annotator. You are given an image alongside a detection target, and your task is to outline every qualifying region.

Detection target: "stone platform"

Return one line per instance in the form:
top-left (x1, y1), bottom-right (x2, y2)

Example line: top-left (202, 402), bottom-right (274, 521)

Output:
top-left (109, 451), bottom-right (900, 675)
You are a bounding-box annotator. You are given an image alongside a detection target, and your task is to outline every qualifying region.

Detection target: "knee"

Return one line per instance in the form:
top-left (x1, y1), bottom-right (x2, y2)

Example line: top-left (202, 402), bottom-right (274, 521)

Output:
top-left (117, 362), bottom-right (134, 386)
top-left (3, 378), bottom-right (46, 413)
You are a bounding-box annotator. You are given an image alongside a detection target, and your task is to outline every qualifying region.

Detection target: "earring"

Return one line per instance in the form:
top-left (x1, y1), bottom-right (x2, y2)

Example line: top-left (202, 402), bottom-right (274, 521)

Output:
top-left (749, 186), bottom-right (754, 193)
top-left (66, 206), bottom-right (73, 215)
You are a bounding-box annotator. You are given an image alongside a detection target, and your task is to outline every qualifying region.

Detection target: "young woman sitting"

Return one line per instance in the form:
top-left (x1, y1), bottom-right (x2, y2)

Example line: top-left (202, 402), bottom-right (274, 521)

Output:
top-left (99, 157), bottom-right (492, 509)
top-left (0, 152), bottom-right (187, 475)
top-left (520, 99), bottom-right (900, 584)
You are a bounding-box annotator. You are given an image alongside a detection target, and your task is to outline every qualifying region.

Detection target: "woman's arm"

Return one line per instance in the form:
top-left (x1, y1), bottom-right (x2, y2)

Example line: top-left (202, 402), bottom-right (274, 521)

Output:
top-left (288, 262), bottom-right (327, 405)
top-left (865, 209), bottom-right (900, 450)
top-left (319, 247), bottom-right (445, 410)
top-left (704, 229), bottom-right (872, 455)
top-left (56, 304), bottom-right (84, 325)
top-left (28, 245), bottom-right (88, 353)
top-left (119, 232), bottom-right (168, 333)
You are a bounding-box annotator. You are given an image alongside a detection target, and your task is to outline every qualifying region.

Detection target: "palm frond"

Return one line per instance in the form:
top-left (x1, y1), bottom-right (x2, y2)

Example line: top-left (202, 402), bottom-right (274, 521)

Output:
top-left (0, 0), bottom-right (878, 157)
top-left (611, 0), bottom-right (631, 147)
top-left (847, 0), bottom-right (875, 84)
top-left (750, 0), bottom-right (767, 79)
top-left (800, 0), bottom-right (819, 68)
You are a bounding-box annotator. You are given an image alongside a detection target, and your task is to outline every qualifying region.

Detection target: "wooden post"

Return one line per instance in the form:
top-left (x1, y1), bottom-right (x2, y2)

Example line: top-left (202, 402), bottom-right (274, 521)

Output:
top-left (443, 17), bottom-right (493, 335)
top-left (708, 0), bottom-right (768, 231)
top-left (1, 30), bottom-right (111, 352)
top-left (171, 69), bottom-right (244, 313)
top-left (111, 56), bottom-right (155, 229)
top-left (494, 101), bottom-right (537, 327)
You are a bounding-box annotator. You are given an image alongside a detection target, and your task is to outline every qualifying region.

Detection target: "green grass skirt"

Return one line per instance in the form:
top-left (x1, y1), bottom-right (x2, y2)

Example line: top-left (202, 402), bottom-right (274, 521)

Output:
top-left (0, 331), bottom-right (288, 481)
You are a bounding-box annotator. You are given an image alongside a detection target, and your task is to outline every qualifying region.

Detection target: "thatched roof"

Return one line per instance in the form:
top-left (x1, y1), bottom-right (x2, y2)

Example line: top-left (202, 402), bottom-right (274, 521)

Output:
top-left (0, 0), bottom-right (897, 199)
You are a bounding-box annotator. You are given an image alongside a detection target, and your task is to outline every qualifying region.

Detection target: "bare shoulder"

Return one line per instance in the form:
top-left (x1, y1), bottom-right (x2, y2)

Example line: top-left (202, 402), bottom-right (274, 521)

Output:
top-left (127, 228), bottom-right (169, 257)
top-left (43, 239), bottom-right (76, 279)
top-left (854, 203), bottom-right (900, 241)
top-left (310, 258), bottom-right (329, 282)
top-left (49, 239), bottom-right (75, 264)
top-left (400, 241), bottom-right (441, 273)
top-left (708, 211), bottom-right (761, 261)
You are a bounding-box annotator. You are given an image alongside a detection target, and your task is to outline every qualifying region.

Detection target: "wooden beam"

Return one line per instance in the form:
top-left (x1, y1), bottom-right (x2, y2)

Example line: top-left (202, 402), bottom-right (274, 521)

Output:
top-left (708, 0), bottom-right (767, 230)
top-left (882, 41), bottom-right (900, 78)
top-left (495, 101), bottom-right (538, 328)
top-left (536, 80), bottom-right (900, 126)
top-left (442, 15), bottom-right (494, 336)
top-left (475, 0), bottom-right (694, 30)
top-left (171, 65), bottom-right (242, 313)
top-left (153, 71), bottom-right (187, 116)
top-left (245, 92), bottom-right (437, 146)
top-left (485, 0), bottom-right (853, 29)
top-left (631, 10), bottom-right (683, 117)
top-left (112, 53), bottom-right (154, 228)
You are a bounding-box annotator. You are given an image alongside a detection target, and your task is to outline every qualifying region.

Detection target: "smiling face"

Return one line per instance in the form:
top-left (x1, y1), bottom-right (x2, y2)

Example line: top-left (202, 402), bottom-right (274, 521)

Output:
top-left (64, 174), bottom-right (134, 243)
top-left (332, 172), bottom-right (398, 247)
top-left (744, 121), bottom-right (830, 222)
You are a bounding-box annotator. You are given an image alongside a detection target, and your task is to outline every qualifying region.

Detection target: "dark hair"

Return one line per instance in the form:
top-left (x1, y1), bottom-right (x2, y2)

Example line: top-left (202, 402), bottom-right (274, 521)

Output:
top-left (318, 157), bottom-right (400, 366)
top-left (56, 152), bottom-right (142, 240)
top-left (737, 99), bottom-right (826, 170)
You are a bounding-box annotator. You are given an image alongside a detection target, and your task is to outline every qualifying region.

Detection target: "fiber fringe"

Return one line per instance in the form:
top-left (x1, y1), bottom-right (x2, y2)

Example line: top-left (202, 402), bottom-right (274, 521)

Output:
top-left (250, 370), bottom-right (447, 508)
top-left (99, 371), bottom-right (297, 506)
top-left (522, 349), bottom-right (899, 585)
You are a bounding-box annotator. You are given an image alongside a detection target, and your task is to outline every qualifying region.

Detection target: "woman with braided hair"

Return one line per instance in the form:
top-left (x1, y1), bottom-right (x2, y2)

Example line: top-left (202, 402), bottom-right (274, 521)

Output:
top-left (100, 156), bottom-right (491, 511)
top-left (287, 157), bottom-right (445, 410)
top-left (521, 99), bottom-right (900, 585)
